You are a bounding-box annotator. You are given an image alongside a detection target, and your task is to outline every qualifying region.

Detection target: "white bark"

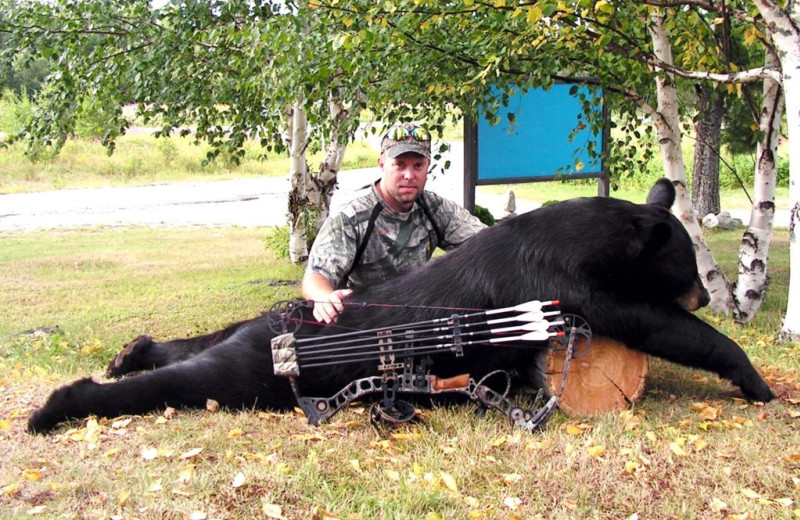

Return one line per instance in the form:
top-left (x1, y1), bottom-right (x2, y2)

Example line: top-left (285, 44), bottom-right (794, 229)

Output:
top-left (288, 102), bottom-right (310, 264)
top-left (648, 12), bottom-right (733, 313)
top-left (753, 0), bottom-right (800, 339)
top-left (285, 97), bottom-right (352, 264)
top-left (733, 49), bottom-right (783, 323)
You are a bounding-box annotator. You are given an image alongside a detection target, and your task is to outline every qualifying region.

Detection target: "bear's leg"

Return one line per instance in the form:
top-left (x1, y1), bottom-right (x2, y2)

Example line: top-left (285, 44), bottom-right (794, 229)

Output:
top-left (596, 304), bottom-right (774, 402)
top-left (31, 334), bottom-right (295, 434)
top-left (106, 317), bottom-right (260, 378)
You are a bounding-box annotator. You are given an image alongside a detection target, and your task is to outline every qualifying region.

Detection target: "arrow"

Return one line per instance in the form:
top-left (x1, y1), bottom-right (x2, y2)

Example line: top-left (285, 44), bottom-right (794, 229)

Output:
top-left (299, 306), bottom-right (560, 348)
top-left (491, 320), bottom-right (564, 334)
top-left (487, 310), bottom-right (560, 325)
top-left (484, 299), bottom-right (559, 316)
top-left (489, 330), bottom-right (564, 343)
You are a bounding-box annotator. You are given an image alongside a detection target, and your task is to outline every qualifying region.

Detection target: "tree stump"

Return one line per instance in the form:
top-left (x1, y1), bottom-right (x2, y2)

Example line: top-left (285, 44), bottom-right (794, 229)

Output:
top-left (537, 336), bottom-right (649, 416)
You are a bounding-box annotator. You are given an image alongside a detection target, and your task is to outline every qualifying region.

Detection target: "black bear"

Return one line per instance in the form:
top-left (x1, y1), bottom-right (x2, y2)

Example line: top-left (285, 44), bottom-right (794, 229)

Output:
top-left (27, 179), bottom-right (774, 434)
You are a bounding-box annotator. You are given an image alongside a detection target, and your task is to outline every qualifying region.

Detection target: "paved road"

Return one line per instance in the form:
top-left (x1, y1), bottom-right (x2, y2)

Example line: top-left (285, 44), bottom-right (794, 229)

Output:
top-left (0, 142), bottom-right (536, 232)
top-left (0, 140), bottom-right (787, 230)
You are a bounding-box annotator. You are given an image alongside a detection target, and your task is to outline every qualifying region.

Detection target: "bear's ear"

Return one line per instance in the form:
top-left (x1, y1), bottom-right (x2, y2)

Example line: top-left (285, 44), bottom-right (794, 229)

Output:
top-left (646, 178), bottom-right (676, 209)
top-left (627, 219), bottom-right (673, 258)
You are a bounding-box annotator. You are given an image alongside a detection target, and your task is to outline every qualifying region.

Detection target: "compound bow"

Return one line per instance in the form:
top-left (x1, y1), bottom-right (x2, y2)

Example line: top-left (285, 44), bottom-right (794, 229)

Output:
top-left (268, 299), bottom-right (591, 431)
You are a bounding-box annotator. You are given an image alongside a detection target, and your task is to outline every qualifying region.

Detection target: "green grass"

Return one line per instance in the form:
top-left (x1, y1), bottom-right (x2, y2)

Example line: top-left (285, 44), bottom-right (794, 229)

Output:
top-left (1, 226), bottom-right (799, 519)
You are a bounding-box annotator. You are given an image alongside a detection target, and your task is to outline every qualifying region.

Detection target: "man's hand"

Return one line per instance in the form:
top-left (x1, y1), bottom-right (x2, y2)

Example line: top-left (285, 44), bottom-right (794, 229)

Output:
top-left (312, 288), bottom-right (353, 324)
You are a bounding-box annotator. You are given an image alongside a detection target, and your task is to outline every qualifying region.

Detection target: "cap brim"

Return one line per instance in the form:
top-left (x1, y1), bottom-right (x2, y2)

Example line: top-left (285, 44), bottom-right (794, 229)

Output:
top-left (384, 143), bottom-right (431, 159)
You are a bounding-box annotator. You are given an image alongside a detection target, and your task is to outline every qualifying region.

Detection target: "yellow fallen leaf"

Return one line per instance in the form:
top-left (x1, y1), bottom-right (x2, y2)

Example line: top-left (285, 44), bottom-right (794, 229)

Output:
top-left (700, 406), bottom-right (721, 421)
top-left (262, 502), bottom-right (287, 519)
top-left (118, 490), bottom-right (130, 507)
top-left (154, 417), bottom-right (168, 425)
top-left (180, 447), bottom-right (203, 459)
top-left (439, 472), bottom-right (459, 493)
top-left (228, 428), bottom-right (244, 438)
top-left (624, 461), bottom-right (643, 475)
top-left (349, 459), bottom-right (361, 472)
top-left (490, 436), bottom-right (507, 447)
top-left (311, 507), bottom-right (341, 520)
top-left (565, 423), bottom-right (592, 435)
top-left (232, 472), bottom-right (246, 488)
top-left (0, 420), bottom-right (11, 430)
top-left (499, 473), bottom-right (523, 485)
top-left (111, 417), bottom-right (132, 429)
top-left (669, 443), bottom-right (687, 456)
top-left (1, 482), bottom-right (20, 496)
top-left (384, 469), bottom-right (400, 481)
top-left (709, 497), bottom-right (728, 512)
top-left (390, 432), bottom-right (421, 441)
top-left (741, 488), bottom-right (761, 499)
top-left (23, 469), bottom-right (43, 480)
top-left (177, 464), bottom-right (195, 484)
top-left (587, 445), bottom-right (606, 458)
top-left (103, 448), bottom-right (119, 459)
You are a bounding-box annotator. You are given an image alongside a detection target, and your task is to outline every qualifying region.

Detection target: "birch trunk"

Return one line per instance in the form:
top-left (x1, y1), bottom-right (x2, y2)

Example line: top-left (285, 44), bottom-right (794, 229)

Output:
top-left (288, 102), bottom-right (310, 263)
top-left (691, 84), bottom-right (723, 217)
top-left (648, 12), bottom-right (734, 313)
top-left (753, 0), bottom-right (800, 339)
top-left (733, 49), bottom-right (783, 323)
top-left (285, 99), bottom-right (351, 264)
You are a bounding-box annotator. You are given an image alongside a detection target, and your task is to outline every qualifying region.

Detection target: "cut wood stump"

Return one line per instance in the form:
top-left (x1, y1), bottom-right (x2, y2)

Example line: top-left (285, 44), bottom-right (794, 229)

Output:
top-left (537, 336), bottom-right (649, 416)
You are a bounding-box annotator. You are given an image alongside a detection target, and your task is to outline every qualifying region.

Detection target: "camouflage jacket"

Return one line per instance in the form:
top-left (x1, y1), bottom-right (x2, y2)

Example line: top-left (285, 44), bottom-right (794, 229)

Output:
top-left (306, 182), bottom-right (487, 290)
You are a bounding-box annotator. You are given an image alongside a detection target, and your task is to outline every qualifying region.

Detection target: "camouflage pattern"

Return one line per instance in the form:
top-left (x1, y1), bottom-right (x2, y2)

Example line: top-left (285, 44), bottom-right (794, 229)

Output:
top-left (306, 183), bottom-right (486, 290)
top-left (271, 333), bottom-right (299, 377)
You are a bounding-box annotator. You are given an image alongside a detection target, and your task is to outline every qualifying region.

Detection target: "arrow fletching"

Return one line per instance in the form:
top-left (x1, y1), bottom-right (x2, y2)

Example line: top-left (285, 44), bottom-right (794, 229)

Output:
top-left (487, 310), bottom-right (560, 325)
top-left (491, 320), bottom-right (564, 334)
top-left (489, 330), bottom-right (563, 343)
top-left (484, 299), bottom-right (559, 316)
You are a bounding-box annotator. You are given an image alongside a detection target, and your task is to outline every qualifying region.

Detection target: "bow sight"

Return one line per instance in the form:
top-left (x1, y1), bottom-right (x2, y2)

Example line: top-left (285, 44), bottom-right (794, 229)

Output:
top-left (269, 299), bottom-right (591, 431)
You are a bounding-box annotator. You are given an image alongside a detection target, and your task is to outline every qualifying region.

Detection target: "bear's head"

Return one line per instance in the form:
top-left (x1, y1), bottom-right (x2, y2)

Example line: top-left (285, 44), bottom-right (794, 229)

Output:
top-left (629, 178), bottom-right (710, 311)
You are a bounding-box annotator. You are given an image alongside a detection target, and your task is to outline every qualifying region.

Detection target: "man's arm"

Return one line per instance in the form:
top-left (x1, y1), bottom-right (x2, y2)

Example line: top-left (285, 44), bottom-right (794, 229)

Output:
top-left (302, 269), bottom-right (353, 324)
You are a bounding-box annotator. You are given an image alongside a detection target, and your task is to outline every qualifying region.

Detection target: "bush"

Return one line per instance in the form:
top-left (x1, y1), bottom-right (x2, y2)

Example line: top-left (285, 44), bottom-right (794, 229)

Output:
top-left (472, 204), bottom-right (496, 226)
top-left (264, 226), bottom-right (291, 259)
top-left (0, 88), bottom-right (34, 134)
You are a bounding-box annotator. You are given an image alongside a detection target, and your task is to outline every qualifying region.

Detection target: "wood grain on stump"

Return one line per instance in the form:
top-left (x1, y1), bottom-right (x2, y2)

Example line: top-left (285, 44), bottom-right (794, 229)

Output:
top-left (539, 336), bottom-right (649, 416)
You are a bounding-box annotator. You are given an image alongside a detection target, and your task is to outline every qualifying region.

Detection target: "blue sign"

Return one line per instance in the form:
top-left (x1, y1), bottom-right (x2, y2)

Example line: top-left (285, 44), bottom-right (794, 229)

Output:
top-left (476, 84), bottom-right (604, 183)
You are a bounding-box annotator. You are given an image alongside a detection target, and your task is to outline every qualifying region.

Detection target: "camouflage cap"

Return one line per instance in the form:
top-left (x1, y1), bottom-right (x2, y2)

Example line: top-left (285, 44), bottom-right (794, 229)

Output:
top-left (380, 123), bottom-right (432, 159)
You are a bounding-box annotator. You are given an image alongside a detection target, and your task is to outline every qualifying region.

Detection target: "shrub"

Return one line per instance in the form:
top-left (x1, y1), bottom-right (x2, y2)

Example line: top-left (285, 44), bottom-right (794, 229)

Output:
top-left (0, 88), bottom-right (34, 134)
top-left (472, 204), bottom-right (496, 226)
top-left (264, 226), bottom-right (291, 259)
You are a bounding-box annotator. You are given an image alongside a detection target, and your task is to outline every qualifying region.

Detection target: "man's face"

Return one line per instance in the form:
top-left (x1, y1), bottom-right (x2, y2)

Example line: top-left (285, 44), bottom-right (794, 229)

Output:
top-left (378, 152), bottom-right (430, 212)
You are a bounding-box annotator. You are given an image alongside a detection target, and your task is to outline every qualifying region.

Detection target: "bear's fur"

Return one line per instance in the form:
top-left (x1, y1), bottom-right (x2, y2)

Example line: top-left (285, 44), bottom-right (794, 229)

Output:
top-left (28, 179), bottom-right (774, 434)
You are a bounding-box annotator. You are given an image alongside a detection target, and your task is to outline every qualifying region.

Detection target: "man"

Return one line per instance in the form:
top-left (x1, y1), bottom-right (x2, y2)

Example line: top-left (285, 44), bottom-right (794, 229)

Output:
top-left (302, 123), bottom-right (487, 323)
